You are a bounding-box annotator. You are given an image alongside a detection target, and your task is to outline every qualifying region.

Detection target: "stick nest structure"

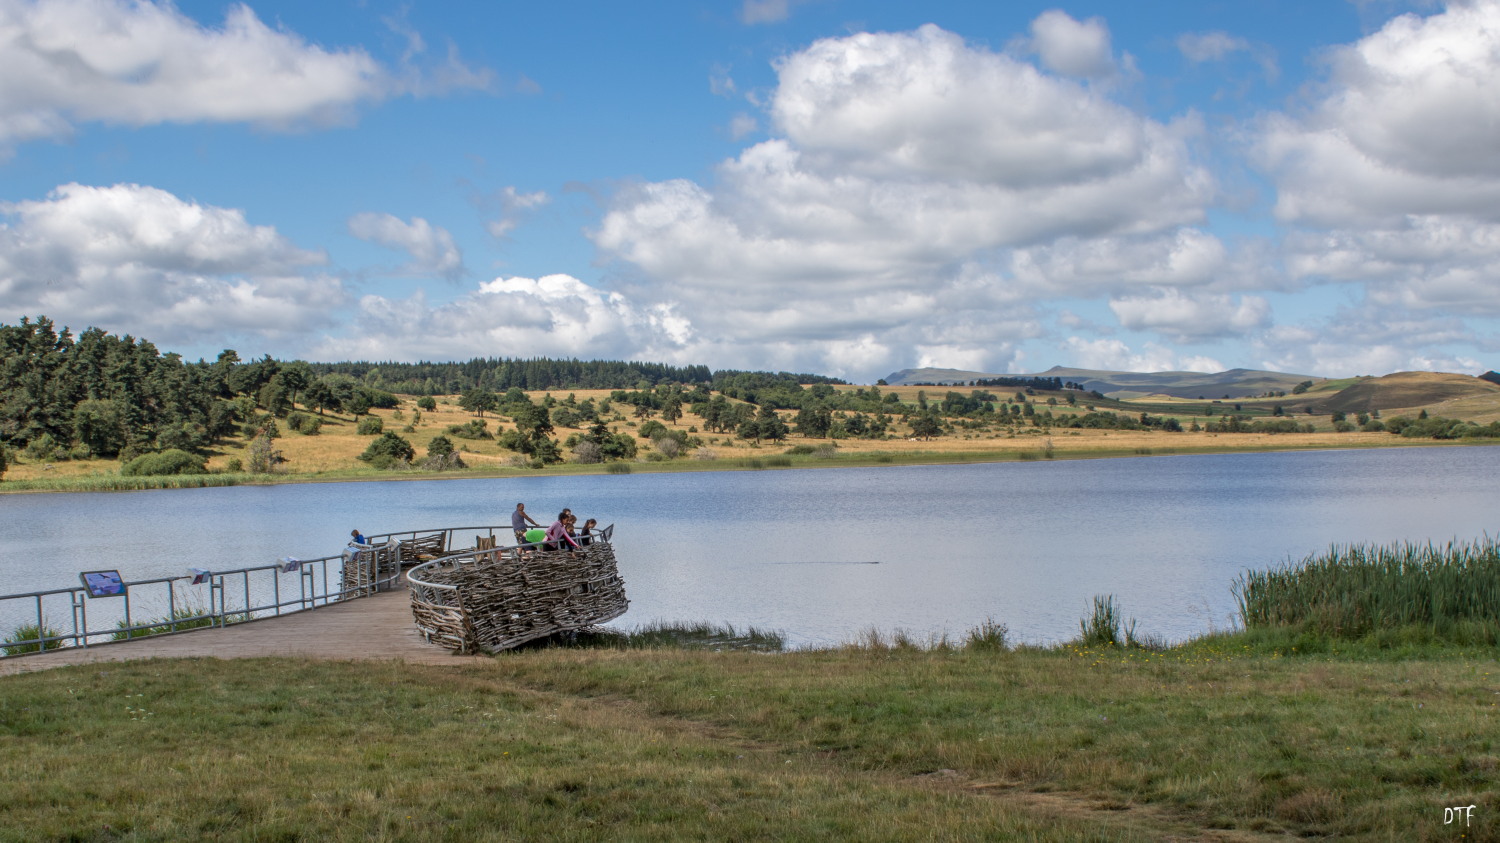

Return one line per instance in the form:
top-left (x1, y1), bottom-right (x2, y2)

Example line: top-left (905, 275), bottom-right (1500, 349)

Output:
top-left (406, 530), bottom-right (628, 654)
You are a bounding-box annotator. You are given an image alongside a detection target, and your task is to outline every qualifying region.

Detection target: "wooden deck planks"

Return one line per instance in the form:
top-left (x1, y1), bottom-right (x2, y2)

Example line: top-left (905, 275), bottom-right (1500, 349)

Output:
top-left (0, 586), bottom-right (481, 676)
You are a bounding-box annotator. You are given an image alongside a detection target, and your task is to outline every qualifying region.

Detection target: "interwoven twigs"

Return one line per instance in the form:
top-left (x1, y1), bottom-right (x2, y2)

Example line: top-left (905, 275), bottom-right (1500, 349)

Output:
top-left (340, 544), bottom-right (400, 597)
top-left (407, 541), bottom-right (628, 653)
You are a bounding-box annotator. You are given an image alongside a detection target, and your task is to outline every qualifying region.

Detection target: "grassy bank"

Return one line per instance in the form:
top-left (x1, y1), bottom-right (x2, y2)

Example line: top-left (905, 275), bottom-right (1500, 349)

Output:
top-left (1, 433), bottom-right (1474, 495)
top-left (0, 632), bottom-right (1495, 841)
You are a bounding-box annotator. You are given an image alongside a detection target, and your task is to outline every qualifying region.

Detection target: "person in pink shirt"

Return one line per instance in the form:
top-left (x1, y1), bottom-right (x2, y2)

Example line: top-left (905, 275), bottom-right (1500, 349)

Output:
top-left (544, 511), bottom-right (580, 552)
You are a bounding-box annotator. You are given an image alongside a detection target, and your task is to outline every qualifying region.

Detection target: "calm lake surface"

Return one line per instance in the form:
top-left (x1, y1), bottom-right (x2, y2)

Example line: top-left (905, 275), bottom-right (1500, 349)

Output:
top-left (3, 445), bottom-right (1498, 646)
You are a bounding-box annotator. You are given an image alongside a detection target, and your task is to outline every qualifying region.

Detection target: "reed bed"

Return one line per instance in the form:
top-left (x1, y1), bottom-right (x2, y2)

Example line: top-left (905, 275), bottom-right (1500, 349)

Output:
top-left (1235, 535), bottom-right (1500, 640)
top-left (0, 472), bottom-right (249, 493)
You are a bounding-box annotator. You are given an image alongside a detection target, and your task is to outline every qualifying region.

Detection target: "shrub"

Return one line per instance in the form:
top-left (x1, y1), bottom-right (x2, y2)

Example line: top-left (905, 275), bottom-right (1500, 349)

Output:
top-left (24, 433), bottom-right (59, 461)
top-left (964, 618), bottom-right (1009, 651)
top-left (417, 396), bottom-right (437, 411)
top-left (426, 435), bottom-right (455, 458)
top-left (418, 451), bottom-right (466, 471)
top-left (356, 415), bottom-right (384, 436)
top-left (225, 458), bottom-right (243, 473)
top-left (246, 429), bottom-right (283, 474)
top-left (1078, 595), bottom-right (1124, 647)
top-left (447, 419), bottom-right (492, 440)
top-left (572, 441), bottom-right (603, 464)
top-left (121, 449), bottom-right (208, 477)
top-left (693, 446), bottom-right (717, 461)
top-left (287, 412), bottom-right (322, 435)
top-left (359, 432), bottom-right (415, 469)
top-left (112, 608), bottom-right (215, 640)
top-left (3, 621), bottom-right (65, 655)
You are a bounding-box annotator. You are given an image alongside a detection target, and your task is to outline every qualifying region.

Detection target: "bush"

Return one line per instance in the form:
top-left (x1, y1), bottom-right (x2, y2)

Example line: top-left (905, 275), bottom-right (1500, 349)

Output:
top-left (1078, 595), bottom-right (1124, 647)
top-left (447, 419), bottom-right (493, 440)
top-left (287, 412), bottom-right (322, 435)
top-left (417, 396), bottom-right (437, 411)
top-left (357, 415), bottom-right (384, 436)
top-left (359, 432), bottom-right (415, 469)
top-left (246, 430), bottom-right (284, 474)
top-left (964, 618), bottom-right (1009, 651)
top-left (121, 449), bottom-right (208, 477)
top-left (426, 435), bottom-right (455, 458)
top-left (24, 433), bottom-right (59, 461)
top-left (417, 451), bottom-right (466, 472)
top-left (571, 441), bottom-right (603, 464)
top-left (3, 621), bottom-right (65, 655)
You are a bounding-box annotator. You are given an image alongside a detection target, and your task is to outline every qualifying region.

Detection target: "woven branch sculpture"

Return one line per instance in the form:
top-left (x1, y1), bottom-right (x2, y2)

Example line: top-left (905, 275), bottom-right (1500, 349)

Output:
top-left (407, 540), bottom-right (628, 654)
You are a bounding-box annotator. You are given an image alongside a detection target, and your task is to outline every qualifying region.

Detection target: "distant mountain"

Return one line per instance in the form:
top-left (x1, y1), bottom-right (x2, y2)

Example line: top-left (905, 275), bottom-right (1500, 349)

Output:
top-left (882, 365), bottom-right (1323, 399)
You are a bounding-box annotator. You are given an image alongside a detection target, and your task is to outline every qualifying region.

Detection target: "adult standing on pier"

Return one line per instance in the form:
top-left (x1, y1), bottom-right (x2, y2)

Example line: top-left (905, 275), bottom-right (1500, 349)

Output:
top-left (512, 503), bottom-right (540, 544)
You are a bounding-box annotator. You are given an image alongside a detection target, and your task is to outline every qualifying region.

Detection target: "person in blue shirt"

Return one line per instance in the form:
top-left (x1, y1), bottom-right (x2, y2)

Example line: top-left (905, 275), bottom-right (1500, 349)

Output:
top-left (350, 529), bottom-right (366, 545)
top-left (511, 502), bottom-right (540, 545)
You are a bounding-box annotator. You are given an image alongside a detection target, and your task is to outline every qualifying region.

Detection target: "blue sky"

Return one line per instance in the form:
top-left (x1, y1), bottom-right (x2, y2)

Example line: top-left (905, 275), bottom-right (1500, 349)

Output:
top-left (2, 0), bottom-right (1496, 383)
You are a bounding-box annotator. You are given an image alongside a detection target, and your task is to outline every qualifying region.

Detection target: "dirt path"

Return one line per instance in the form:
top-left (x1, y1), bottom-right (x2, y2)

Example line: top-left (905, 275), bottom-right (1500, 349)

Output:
top-left (0, 587), bottom-right (481, 676)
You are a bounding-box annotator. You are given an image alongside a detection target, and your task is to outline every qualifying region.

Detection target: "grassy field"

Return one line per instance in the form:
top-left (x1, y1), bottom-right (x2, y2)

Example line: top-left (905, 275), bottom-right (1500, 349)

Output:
top-left (2, 385), bottom-right (1484, 493)
top-left (0, 631), bottom-right (1496, 841)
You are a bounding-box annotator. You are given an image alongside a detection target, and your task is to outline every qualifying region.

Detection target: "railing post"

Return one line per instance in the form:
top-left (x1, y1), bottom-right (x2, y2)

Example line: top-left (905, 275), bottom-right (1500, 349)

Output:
top-left (72, 591), bottom-right (87, 648)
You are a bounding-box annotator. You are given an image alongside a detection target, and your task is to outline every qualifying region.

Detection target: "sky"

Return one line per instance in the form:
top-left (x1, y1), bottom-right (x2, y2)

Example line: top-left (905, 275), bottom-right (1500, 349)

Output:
top-left (1, 0), bottom-right (1497, 383)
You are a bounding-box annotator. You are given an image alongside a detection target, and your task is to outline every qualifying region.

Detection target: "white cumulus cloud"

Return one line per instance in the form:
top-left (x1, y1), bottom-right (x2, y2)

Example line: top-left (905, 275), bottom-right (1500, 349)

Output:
top-left (594, 23), bottom-right (1215, 373)
top-left (0, 0), bottom-right (492, 155)
top-left (1260, 0), bottom-right (1500, 323)
top-left (1109, 289), bottom-right (1271, 341)
top-left (0, 182), bottom-right (343, 347)
top-left (349, 213), bottom-right (464, 279)
top-left (1028, 10), bottom-right (1116, 79)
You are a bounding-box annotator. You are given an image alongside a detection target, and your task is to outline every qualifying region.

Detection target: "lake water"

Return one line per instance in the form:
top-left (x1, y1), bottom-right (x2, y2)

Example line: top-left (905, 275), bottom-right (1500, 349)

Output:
top-left (3, 445), bottom-right (1498, 646)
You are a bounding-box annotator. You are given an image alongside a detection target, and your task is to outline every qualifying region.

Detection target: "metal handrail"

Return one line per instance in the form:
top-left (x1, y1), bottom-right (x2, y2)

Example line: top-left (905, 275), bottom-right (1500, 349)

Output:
top-left (0, 524), bottom-right (511, 659)
top-left (406, 524), bottom-right (616, 608)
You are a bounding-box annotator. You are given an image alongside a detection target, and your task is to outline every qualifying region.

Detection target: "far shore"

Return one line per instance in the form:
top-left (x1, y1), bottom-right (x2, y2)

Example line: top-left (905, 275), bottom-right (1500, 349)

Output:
top-left (1, 430), bottom-right (1485, 495)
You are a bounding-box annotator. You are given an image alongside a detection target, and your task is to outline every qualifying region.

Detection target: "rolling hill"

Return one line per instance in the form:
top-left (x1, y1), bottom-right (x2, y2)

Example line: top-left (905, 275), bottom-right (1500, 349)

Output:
top-left (883, 365), bottom-right (1323, 399)
top-left (1312, 371), bottom-right (1500, 414)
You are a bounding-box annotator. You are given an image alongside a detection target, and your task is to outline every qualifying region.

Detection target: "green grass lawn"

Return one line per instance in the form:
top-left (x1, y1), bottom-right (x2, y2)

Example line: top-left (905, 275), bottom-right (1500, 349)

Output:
top-left (2, 633), bottom-right (1496, 841)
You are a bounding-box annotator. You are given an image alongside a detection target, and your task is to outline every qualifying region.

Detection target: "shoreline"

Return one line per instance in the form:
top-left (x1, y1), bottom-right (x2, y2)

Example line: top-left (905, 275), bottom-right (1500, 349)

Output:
top-left (0, 435), bottom-right (1483, 495)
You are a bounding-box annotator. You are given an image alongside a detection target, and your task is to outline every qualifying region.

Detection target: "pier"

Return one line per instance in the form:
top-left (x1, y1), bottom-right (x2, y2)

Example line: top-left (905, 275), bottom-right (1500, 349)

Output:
top-left (0, 524), bottom-right (628, 675)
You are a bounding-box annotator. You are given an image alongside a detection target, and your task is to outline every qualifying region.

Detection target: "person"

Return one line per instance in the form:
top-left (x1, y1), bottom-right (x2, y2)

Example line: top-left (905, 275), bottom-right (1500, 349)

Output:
top-left (578, 518), bottom-right (597, 547)
top-left (564, 515), bottom-right (579, 552)
top-left (511, 503), bottom-right (540, 545)
top-left (350, 529), bottom-right (367, 546)
top-left (544, 511), bottom-right (579, 552)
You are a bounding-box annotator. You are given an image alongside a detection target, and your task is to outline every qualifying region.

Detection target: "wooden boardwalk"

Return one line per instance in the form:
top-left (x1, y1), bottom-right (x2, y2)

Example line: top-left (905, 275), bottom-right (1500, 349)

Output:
top-left (0, 586), bottom-right (481, 676)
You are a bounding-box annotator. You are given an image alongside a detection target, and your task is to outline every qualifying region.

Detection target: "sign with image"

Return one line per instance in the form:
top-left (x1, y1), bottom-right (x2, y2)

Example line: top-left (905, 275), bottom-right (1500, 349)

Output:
top-left (80, 570), bottom-right (126, 598)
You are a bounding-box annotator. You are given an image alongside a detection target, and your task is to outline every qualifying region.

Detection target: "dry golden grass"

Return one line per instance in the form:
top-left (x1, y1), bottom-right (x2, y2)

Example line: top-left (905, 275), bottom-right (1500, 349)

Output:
top-left (2, 386), bottom-right (1485, 486)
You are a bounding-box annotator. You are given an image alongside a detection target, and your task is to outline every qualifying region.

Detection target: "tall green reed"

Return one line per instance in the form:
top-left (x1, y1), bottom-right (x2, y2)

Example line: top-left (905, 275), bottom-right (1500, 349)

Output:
top-left (1234, 536), bottom-right (1500, 641)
